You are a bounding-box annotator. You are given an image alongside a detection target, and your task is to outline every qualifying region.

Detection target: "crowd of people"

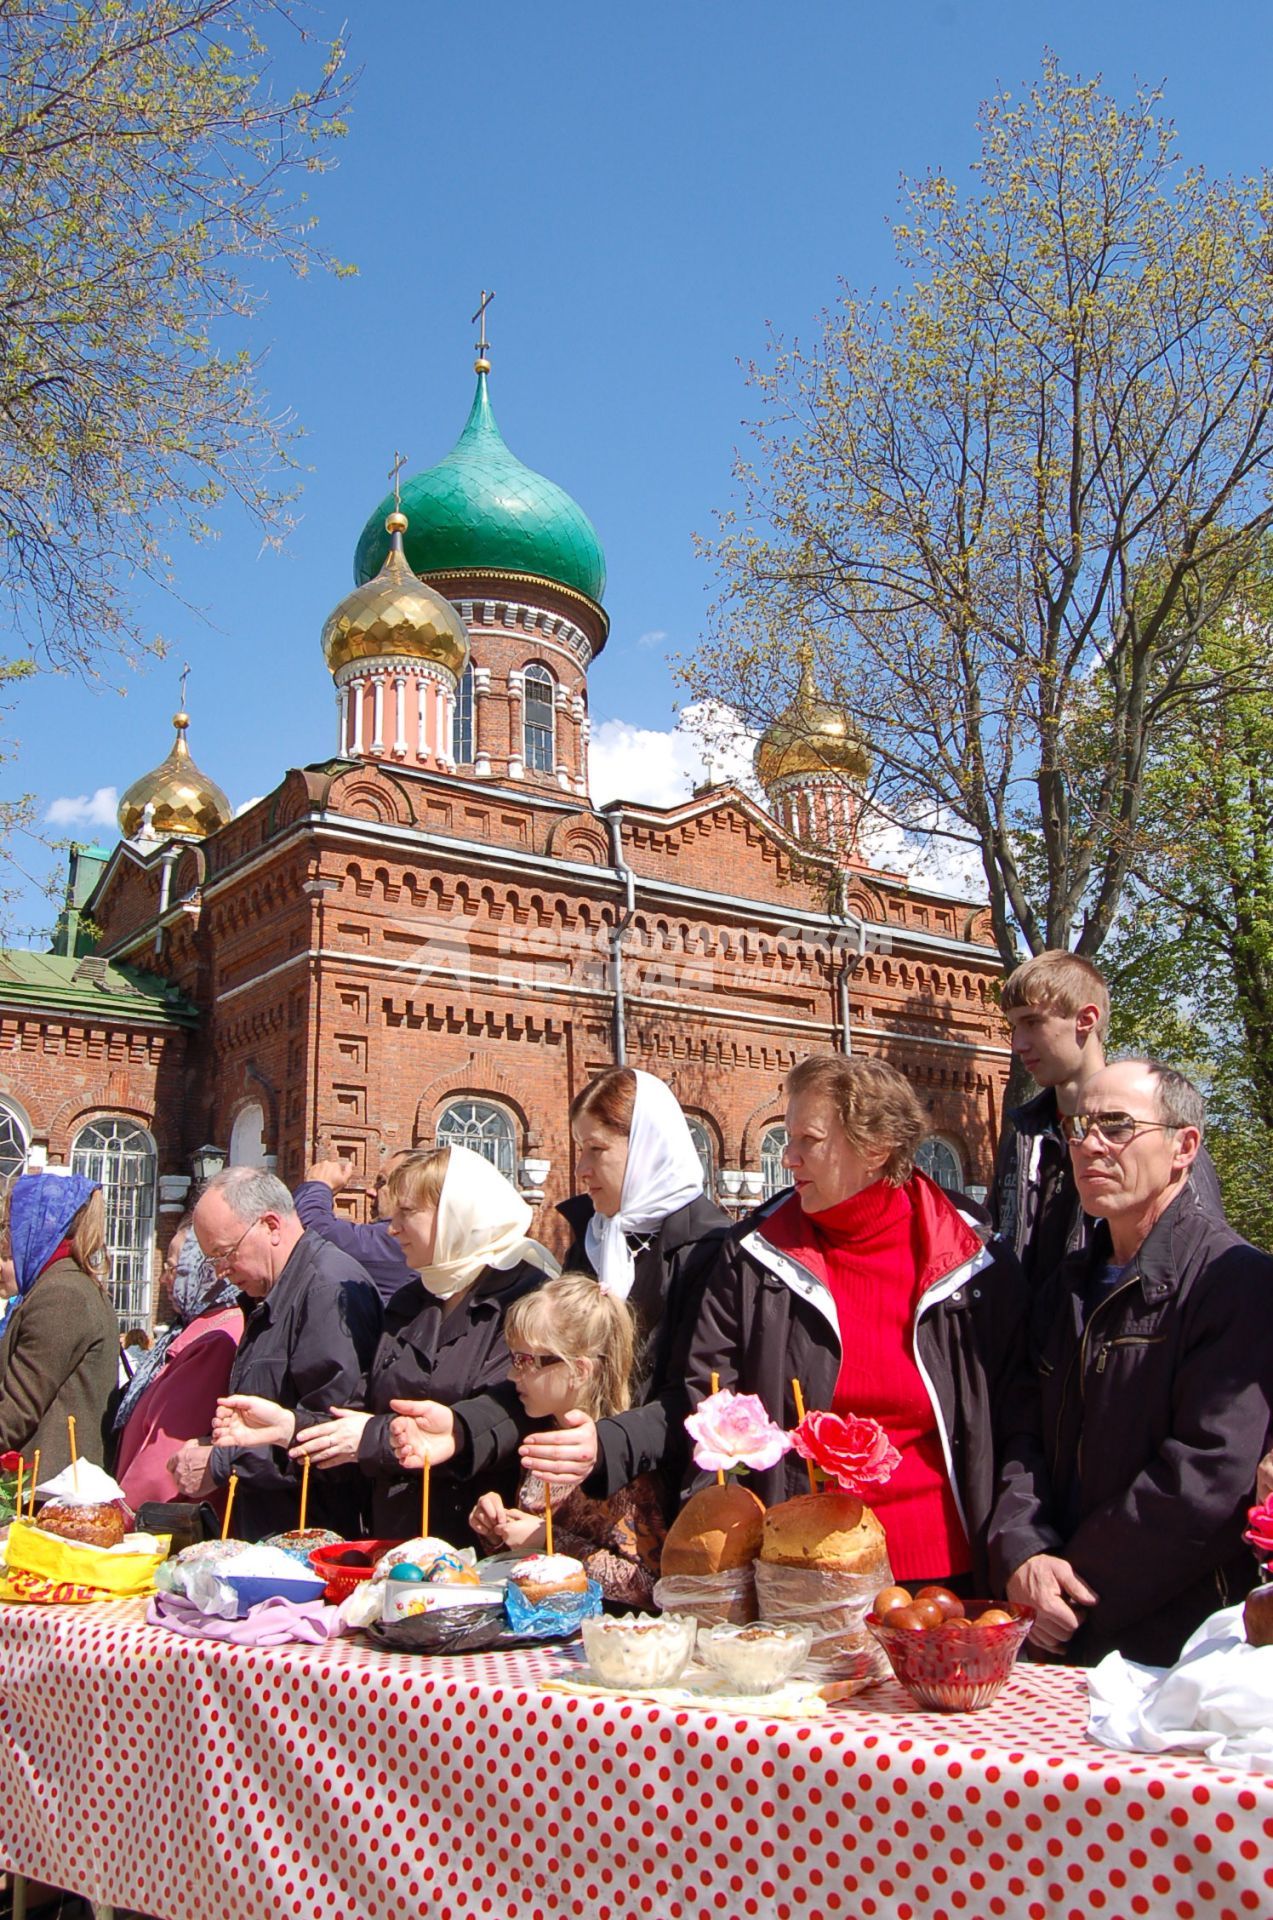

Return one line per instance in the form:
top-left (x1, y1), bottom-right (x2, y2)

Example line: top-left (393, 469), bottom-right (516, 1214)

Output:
top-left (1, 948), bottom-right (1271, 1669)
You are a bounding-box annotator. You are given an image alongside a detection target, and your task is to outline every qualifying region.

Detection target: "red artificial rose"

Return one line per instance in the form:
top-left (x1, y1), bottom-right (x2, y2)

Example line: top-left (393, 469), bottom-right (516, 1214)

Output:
top-left (0, 1451), bottom-right (22, 1472)
top-left (792, 1410), bottom-right (901, 1495)
top-left (1245, 1493), bottom-right (1273, 1559)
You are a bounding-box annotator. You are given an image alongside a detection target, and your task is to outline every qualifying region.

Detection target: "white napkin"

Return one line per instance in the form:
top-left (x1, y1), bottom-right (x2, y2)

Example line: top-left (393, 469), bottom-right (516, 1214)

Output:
top-left (1087, 1604), bottom-right (1273, 1771)
top-left (35, 1461), bottom-right (124, 1505)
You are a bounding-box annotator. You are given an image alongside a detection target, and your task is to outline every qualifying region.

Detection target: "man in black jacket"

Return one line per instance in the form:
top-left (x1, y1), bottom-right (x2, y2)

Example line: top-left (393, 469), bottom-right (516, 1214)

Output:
top-left (992, 1060), bottom-right (1273, 1667)
top-left (171, 1167), bottom-right (382, 1539)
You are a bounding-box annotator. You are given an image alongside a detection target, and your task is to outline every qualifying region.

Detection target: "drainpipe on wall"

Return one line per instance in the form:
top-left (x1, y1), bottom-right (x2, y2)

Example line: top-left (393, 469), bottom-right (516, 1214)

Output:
top-left (835, 877), bottom-right (867, 1055)
top-left (604, 808), bottom-right (637, 1066)
top-left (153, 846), bottom-right (180, 955)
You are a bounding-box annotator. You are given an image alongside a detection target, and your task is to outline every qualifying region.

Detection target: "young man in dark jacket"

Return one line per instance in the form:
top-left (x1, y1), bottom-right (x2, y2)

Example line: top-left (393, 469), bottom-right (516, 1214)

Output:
top-left (992, 950), bottom-right (1223, 1292)
top-left (992, 1060), bottom-right (1273, 1668)
top-left (293, 1152), bottom-right (415, 1305)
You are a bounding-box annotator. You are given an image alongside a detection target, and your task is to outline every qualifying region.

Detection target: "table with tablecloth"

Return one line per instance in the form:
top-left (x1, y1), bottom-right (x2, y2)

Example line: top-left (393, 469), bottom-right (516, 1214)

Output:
top-left (0, 1599), bottom-right (1270, 1920)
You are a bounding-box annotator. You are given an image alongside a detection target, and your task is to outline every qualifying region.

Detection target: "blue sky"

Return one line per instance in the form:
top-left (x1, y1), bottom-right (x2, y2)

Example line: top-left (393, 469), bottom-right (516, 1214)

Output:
top-left (8, 0), bottom-right (1273, 936)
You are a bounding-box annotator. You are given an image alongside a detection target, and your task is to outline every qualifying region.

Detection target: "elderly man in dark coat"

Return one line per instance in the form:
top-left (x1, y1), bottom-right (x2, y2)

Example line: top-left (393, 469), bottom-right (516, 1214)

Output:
top-left (171, 1167), bottom-right (381, 1540)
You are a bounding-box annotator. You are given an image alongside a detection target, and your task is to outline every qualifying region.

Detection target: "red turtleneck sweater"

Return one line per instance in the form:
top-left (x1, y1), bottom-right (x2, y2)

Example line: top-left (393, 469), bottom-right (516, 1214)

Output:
top-left (806, 1181), bottom-right (970, 1581)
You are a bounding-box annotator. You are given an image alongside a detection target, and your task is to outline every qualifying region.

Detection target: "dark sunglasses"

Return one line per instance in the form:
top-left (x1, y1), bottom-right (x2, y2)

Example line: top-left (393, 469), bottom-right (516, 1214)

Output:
top-left (507, 1350), bottom-right (566, 1373)
top-left (1060, 1111), bottom-right (1177, 1147)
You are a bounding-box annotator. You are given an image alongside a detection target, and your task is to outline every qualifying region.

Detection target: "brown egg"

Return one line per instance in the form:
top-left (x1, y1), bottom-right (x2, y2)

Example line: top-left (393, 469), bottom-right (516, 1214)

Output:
top-left (887, 1605), bottom-right (929, 1632)
top-left (907, 1597), bottom-right (946, 1629)
top-left (974, 1607), bottom-right (1015, 1626)
top-left (917, 1584), bottom-right (966, 1621)
top-left (873, 1585), bottom-right (913, 1618)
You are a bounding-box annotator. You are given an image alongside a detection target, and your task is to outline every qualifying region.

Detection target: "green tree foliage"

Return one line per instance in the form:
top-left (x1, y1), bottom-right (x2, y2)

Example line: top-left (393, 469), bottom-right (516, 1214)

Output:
top-left (686, 55), bottom-right (1273, 976)
top-left (0, 0), bottom-right (354, 676)
top-left (1105, 554), bottom-right (1273, 1246)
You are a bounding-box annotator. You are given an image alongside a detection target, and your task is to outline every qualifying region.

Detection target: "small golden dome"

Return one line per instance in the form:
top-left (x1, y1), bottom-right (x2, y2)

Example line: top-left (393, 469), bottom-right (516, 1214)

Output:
top-left (322, 512), bottom-right (469, 679)
top-left (117, 712), bottom-right (232, 841)
top-left (755, 656), bottom-right (870, 790)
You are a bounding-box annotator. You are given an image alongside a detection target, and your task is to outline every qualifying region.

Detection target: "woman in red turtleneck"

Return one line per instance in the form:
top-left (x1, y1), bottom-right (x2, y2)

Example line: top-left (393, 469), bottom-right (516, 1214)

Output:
top-left (688, 1055), bottom-right (1034, 1594)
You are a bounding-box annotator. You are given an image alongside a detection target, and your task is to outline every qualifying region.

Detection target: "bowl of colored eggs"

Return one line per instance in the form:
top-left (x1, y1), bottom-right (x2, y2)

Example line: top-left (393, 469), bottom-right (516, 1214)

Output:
top-left (866, 1585), bottom-right (1034, 1710)
top-left (309, 1538), bottom-right (403, 1602)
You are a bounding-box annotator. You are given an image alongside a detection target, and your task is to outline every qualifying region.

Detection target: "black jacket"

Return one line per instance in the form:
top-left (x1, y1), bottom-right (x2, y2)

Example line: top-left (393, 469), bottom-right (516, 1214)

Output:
top-left (991, 1086), bottom-right (1226, 1293)
top-left (210, 1230), bottom-right (382, 1541)
top-left (686, 1180), bottom-right (1037, 1588)
top-left (293, 1181), bottom-right (415, 1305)
top-left (989, 1182), bottom-right (1273, 1666)
top-left (355, 1257), bottom-right (546, 1550)
top-left (446, 1191), bottom-right (729, 1516)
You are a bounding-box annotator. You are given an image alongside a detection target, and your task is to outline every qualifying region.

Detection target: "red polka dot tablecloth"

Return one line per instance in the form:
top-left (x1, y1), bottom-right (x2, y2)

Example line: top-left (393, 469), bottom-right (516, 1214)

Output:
top-left (0, 1599), bottom-right (1269, 1920)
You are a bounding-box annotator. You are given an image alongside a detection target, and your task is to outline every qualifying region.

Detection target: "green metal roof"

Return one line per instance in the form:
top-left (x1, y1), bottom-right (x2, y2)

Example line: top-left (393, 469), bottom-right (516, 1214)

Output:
top-left (0, 950), bottom-right (199, 1028)
top-left (353, 371), bottom-right (606, 605)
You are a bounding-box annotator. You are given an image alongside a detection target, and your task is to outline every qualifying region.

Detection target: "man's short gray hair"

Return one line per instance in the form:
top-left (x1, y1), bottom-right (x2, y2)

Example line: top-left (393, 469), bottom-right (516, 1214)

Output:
top-left (1138, 1060), bottom-right (1206, 1137)
top-left (203, 1166), bottom-right (297, 1220)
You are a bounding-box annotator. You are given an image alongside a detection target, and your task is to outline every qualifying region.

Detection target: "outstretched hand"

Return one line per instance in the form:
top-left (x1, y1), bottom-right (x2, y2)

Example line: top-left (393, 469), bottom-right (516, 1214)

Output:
top-left (387, 1399), bottom-right (458, 1469)
top-left (517, 1409), bottom-right (598, 1489)
top-left (212, 1394), bottom-right (295, 1451)
top-left (290, 1408), bottom-right (370, 1470)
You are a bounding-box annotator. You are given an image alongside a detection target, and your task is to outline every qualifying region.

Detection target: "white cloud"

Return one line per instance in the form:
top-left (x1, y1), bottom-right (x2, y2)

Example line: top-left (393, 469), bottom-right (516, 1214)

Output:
top-left (858, 811), bottom-right (986, 899)
top-left (636, 629), bottom-right (668, 651)
top-left (589, 700), bottom-right (761, 809)
top-left (234, 795), bottom-right (263, 818)
top-left (45, 786), bottom-right (119, 830)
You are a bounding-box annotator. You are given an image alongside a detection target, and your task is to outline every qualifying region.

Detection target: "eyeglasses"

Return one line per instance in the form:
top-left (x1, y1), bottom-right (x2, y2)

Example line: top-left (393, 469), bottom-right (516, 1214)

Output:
top-left (1060, 1112), bottom-right (1177, 1148)
top-left (207, 1216), bottom-right (263, 1272)
top-left (507, 1350), bottom-right (566, 1373)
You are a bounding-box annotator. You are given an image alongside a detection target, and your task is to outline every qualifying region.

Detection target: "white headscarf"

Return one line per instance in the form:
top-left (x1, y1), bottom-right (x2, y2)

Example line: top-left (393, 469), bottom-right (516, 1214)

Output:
top-left (584, 1070), bottom-right (705, 1300)
top-left (419, 1144), bottom-right (559, 1299)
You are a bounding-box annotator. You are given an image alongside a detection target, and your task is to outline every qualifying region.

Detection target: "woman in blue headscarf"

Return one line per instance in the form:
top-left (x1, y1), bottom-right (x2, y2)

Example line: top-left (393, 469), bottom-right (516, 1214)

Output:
top-left (0, 1172), bottom-right (119, 1477)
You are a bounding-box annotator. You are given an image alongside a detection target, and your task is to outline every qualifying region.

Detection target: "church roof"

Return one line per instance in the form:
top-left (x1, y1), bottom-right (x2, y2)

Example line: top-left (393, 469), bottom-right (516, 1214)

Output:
top-left (352, 370), bottom-right (606, 606)
top-left (0, 949), bottom-right (199, 1027)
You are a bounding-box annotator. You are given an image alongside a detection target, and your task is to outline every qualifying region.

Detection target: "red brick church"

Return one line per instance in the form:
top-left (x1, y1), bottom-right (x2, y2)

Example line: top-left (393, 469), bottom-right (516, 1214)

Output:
top-left (0, 344), bottom-right (1012, 1326)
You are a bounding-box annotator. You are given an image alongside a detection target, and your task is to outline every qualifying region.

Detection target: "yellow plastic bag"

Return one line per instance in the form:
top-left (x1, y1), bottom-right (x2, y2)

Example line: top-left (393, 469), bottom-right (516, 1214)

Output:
top-left (2, 1518), bottom-right (169, 1599)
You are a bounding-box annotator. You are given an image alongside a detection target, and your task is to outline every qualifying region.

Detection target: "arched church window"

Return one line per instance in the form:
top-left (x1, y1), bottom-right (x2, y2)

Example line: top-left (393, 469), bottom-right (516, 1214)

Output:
top-left (70, 1117), bottom-right (157, 1329)
top-left (453, 662), bottom-right (475, 764)
top-left (685, 1118), bottom-right (716, 1198)
top-left (915, 1136), bottom-right (963, 1192)
top-left (0, 1097), bottom-right (30, 1184)
top-left (760, 1124), bottom-right (789, 1200)
top-left (523, 663), bottom-right (555, 774)
top-left (435, 1099), bottom-right (517, 1183)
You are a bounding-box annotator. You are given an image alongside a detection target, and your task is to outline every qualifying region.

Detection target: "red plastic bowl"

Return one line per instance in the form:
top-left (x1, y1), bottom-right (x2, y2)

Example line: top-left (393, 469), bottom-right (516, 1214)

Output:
top-left (867, 1599), bottom-right (1035, 1710)
top-left (309, 1538), bottom-right (402, 1603)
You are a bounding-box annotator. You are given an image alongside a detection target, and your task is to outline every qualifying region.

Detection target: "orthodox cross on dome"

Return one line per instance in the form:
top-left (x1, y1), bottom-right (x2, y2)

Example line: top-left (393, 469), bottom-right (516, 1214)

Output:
top-left (472, 287), bottom-right (495, 361)
top-left (387, 450), bottom-right (408, 513)
top-left (178, 662), bottom-right (191, 710)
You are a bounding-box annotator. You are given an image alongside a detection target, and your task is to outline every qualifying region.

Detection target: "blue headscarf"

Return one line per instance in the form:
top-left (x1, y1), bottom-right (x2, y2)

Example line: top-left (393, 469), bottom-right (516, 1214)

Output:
top-left (8, 1172), bottom-right (101, 1296)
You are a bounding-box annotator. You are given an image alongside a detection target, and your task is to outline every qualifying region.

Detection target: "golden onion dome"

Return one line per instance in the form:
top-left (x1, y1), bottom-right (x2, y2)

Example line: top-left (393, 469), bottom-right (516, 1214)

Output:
top-left (754, 656), bottom-right (870, 791)
top-left (117, 712), bottom-right (232, 841)
top-left (322, 511), bottom-right (469, 679)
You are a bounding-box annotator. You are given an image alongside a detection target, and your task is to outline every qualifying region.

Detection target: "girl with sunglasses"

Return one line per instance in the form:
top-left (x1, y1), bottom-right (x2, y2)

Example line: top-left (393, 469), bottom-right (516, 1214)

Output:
top-left (468, 1272), bottom-right (665, 1606)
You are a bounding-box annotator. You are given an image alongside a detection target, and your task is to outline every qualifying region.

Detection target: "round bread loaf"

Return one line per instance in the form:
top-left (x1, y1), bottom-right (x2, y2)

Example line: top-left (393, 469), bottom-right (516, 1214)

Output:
top-left (35, 1500), bottom-right (126, 1549)
top-left (1243, 1581), bottom-right (1273, 1647)
top-left (661, 1483), bottom-right (765, 1576)
top-left (759, 1491), bottom-right (889, 1574)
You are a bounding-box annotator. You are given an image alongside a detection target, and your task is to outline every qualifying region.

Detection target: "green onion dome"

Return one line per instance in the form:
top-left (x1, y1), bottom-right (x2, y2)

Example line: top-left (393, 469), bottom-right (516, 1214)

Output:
top-left (353, 369), bottom-right (606, 607)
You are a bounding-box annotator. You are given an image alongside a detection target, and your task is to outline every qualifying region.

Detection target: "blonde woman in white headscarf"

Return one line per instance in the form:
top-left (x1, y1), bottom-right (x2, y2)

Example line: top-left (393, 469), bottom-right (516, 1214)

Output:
top-left (390, 1068), bottom-right (729, 1522)
top-left (213, 1146), bottom-right (557, 1548)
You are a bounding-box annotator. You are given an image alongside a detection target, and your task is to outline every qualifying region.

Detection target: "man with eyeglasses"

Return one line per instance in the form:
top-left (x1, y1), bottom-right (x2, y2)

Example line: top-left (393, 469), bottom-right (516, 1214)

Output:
top-left (293, 1150), bottom-right (416, 1304)
top-left (990, 1059), bottom-right (1273, 1668)
top-left (169, 1167), bottom-right (382, 1540)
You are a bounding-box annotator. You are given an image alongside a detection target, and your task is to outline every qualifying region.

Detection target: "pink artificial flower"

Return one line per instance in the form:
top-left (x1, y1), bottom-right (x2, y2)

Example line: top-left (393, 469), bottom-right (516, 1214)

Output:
top-left (1244, 1493), bottom-right (1273, 1559)
top-left (792, 1410), bottom-right (901, 1495)
top-left (684, 1390), bottom-right (793, 1474)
